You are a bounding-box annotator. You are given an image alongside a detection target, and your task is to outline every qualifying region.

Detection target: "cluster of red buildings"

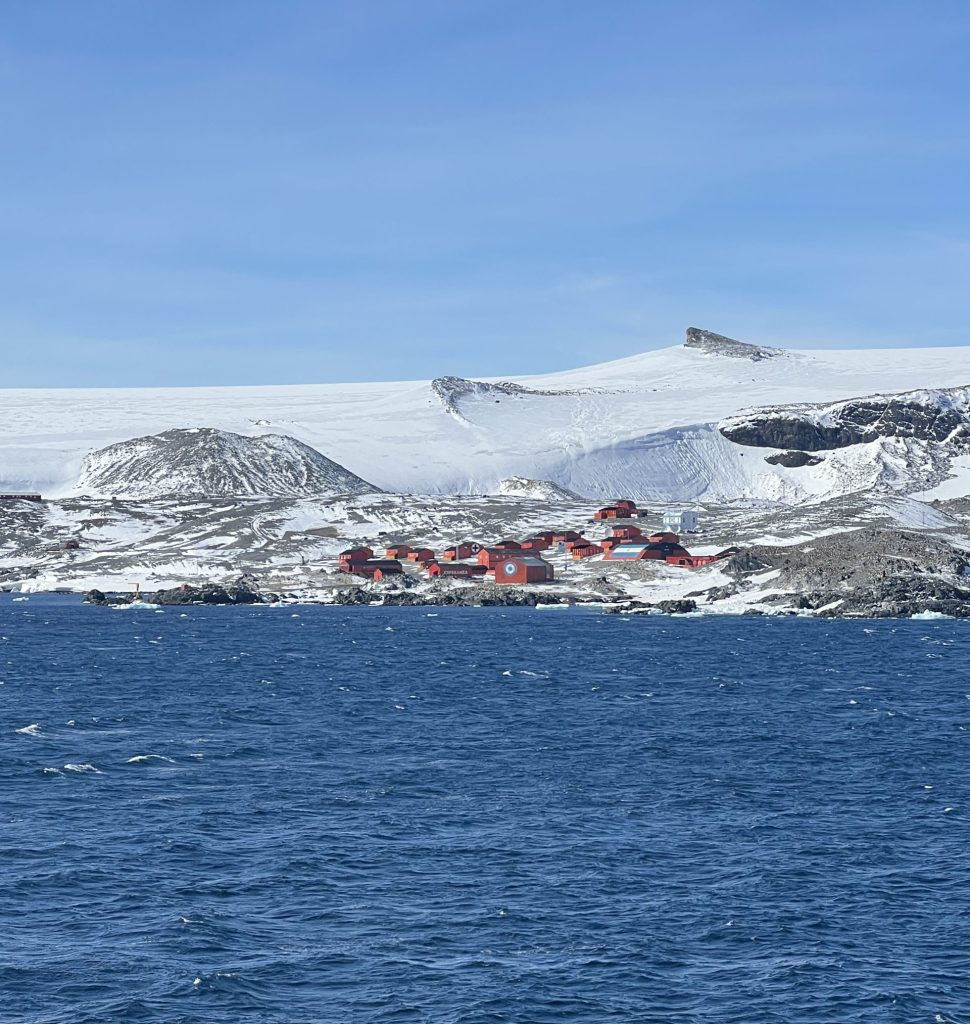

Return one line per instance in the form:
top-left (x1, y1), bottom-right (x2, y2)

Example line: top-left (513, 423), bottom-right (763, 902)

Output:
top-left (599, 525), bottom-right (736, 568)
top-left (337, 546), bottom-right (406, 581)
top-left (338, 539), bottom-right (555, 585)
top-left (337, 499), bottom-right (734, 583)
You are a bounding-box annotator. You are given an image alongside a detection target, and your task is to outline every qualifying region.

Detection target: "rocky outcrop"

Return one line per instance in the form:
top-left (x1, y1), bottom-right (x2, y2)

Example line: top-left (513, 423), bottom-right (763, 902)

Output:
top-left (796, 576), bottom-right (970, 619)
top-left (764, 450), bottom-right (823, 468)
top-left (684, 327), bottom-right (783, 362)
top-left (722, 528), bottom-right (970, 618)
top-left (720, 550), bottom-right (772, 576)
top-left (328, 583), bottom-right (565, 608)
top-left (430, 376), bottom-right (561, 420)
top-left (494, 477), bottom-right (582, 500)
top-left (85, 577), bottom-right (268, 606)
top-left (721, 417), bottom-right (863, 451)
top-left (77, 428), bottom-right (378, 499)
top-left (603, 598), bottom-right (697, 616)
top-left (720, 388), bottom-right (970, 451)
top-left (655, 598), bottom-right (697, 614)
top-left (430, 376), bottom-right (603, 422)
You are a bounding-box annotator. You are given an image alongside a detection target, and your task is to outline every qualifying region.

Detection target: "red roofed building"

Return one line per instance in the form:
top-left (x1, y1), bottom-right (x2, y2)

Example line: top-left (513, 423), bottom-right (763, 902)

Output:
top-left (406, 548), bottom-right (435, 563)
top-left (338, 546), bottom-right (374, 571)
top-left (478, 547), bottom-right (509, 569)
top-left (442, 543), bottom-right (477, 561)
top-left (604, 540), bottom-right (690, 562)
top-left (594, 500), bottom-right (638, 521)
top-left (493, 555), bottom-right (555, 584)
top-left (552, 530), bottom-right (583, 544)
top-left (345, 559), bottom-right (404, 580)
top-left (428, 562), bottom-right (488, 579)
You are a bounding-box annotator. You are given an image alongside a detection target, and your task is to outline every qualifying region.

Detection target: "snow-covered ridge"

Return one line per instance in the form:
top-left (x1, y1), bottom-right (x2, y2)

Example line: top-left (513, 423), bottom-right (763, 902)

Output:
top-left (430, 375), bottom-right (599, 423)
top-left (5, 328), bottom-right (970, 502)
top-left (77, 428), bottom-right (377, 499)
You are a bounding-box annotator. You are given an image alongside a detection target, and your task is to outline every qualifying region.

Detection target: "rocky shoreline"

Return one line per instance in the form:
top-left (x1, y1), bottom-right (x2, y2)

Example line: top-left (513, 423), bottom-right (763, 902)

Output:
top-left (83, 578), bottom-right (573, 610)
top-left (72, 527), bottom-right (970, 619)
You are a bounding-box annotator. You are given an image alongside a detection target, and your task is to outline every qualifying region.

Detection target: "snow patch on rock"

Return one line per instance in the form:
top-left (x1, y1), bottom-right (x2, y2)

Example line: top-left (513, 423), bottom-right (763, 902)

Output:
top-left (494, 476), bottom-right (582, 500)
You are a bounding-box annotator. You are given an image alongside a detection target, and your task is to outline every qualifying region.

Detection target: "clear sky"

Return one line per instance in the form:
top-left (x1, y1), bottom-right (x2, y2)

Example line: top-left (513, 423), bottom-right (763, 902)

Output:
top-left (2, 1), bottom-right (970, 387)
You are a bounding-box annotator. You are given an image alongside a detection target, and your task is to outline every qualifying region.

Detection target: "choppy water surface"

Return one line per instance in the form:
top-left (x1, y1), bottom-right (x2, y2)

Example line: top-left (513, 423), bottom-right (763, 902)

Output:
top-left (3, 597), bottom-right (970, 1023)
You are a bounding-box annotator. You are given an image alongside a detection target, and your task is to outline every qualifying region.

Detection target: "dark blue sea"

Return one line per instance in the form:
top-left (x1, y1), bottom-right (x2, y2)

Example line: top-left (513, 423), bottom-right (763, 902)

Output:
top-left (3, 595), bottom-right (970, 1023)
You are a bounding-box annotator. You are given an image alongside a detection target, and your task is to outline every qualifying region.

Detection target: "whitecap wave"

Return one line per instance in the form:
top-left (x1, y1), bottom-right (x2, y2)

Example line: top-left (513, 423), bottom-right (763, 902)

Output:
top-left (63, 763), bottom-right (102, 773)
top-left (15, 723), bottom-right (42, 736)
top-left (126, 754), bottom-right (176, 764)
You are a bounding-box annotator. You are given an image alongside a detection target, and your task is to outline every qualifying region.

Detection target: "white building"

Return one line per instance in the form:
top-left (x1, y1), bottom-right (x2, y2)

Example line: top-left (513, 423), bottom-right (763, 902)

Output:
top-left (662, 509), bottom-right (698, 533)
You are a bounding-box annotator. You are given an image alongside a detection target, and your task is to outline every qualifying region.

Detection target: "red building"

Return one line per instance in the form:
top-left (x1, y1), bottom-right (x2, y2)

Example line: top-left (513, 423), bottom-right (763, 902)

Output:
top-left (493, 539), bottom-right (522, 551)
top-left (385, 543), bottom-right (411, 559)
top-left (494, 555), bottom-right (555, 584)
top-left (593, 506), bottom-right (621, 521)
top-left (338, 546), bottom-right (374, 570)
top-left (346, 559), bottom-right (404, 579)
top-left (666, 547), bottom-right (739, 570)
top-left (594, 500), bottom-right (638, 521)
top-left (406, 548), bottom-right (435, 562)
top-left (478, 547), bottom-right (509, 569)
top-left (571, 543), bottom-right (602, 560)
top-left (604, 540), bottom-right (690, 562)
top-left (428, 562), bottom-right (488, 579)
top-left (552, 530), bottom-right (583, 544)
top-left (647, 531), bottom-right (680, 544)
top-left (611, 524), bottom-right (643, 540)
top-left (442, 543), bottom-right (479, 561)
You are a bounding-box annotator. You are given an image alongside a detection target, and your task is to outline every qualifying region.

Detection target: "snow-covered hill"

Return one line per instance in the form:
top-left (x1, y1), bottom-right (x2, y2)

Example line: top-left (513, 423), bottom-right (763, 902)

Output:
top-left (76, 428), bottom-right (376, 499)
top-left (5, 327), bottom-right (970, 501)
top-left (493, 477), bottom-right (581, 500)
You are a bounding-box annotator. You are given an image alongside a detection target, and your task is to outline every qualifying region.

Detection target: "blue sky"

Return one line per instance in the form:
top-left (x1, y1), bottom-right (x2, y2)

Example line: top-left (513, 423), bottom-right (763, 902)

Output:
top-left (2, 1), bottom-right (970, 386)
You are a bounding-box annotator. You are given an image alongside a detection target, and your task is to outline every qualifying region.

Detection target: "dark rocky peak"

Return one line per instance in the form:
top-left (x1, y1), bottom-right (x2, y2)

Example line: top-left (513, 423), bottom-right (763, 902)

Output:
top-left (684, 327), bottom-right (784, 361)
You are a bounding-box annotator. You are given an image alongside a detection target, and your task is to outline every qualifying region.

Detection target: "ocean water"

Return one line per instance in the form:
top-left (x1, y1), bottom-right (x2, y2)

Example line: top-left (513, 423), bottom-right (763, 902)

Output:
top-left (2, 596), bottom-right (970, 1024)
